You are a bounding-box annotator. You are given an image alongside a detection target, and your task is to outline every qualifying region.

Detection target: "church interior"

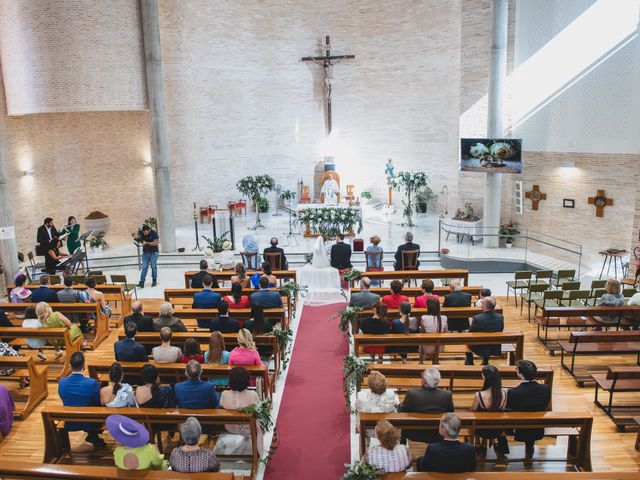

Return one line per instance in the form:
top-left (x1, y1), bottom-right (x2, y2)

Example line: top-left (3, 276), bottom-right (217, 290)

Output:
top-left (0, 1), bottom-right (639, 479)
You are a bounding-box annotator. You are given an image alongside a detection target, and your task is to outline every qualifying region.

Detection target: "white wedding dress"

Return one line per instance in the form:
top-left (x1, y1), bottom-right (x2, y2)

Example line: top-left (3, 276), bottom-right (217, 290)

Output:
top-left (298, 236), bottom-right (343, 306)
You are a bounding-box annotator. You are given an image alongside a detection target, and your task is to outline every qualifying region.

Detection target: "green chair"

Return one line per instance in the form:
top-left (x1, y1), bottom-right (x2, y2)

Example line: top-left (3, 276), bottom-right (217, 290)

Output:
top-left (531, 270), bottom-right (553, 287)
top-left (49, 274), bottom-right (61, 285)
top-left (589, 279), bottom-right (606, 297)
top-left (91, 274), bottom-right (107, 285)
top-left (111, 274), bottom-right (138, 299)
top-left (560, 281), bottom-right (581, 300)
top-left (561, 289), bottom-right (590, 307)
top-left (590, 288), bottom-right (606, 306)
top-left (72, 275), bottom-right (87, 285)
top-left (623, 288), bottom-right (637, 304)
top-left (520, 283), bottom-right (548, 321)
top-left (532, 290), bottom-right (564, 319)
top-left (506, 271), bottom-right (532, 307)
top-left (552, 269), bottom-right (576, 289)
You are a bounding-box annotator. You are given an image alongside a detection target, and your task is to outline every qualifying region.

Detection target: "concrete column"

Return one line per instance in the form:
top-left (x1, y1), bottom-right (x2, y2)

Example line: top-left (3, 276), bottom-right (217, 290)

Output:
top-left (140, 0), bottom-right (176, 252)
top-left (483, 0), bottom-right (508, 248)
top-left (0, 141), bottom-right (19, 285)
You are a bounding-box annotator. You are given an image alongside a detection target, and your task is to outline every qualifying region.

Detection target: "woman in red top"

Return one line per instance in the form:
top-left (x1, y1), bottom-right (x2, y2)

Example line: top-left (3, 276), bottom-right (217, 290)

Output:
top-left (178, 338), bottom-right (204, 363)
top-left (381, 280), bottom-right (409, 309)
top-left (413, 279), bottom-right (440, 308)
top-left (224, 282), bottom-right (251, 309)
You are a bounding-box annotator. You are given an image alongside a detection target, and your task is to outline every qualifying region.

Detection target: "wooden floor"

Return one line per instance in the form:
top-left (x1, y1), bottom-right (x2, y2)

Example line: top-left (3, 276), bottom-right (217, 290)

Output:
top-left (1, 296), bottom-right (639, 472)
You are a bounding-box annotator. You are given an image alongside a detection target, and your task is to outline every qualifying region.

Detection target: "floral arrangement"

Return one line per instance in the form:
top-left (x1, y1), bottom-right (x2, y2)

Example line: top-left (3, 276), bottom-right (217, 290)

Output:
top-left (299, 207), bottom-right (363, 237)
top-left (343, 268), bottom-right (363, 284)
top-left (469, 140), bottom-right (517, 167)
top-left (342, 355), bottom-right (368, 412)
top-left (341, 460), bottom-right (384, 480)
top-left (201, 232), bottom-right (231, 253)
top-left (236, 175), bottom-right (276, 229)
top-left (390, 171), bottom-right (429, 226)
top-left (280, 190), bottom-right (296, 202)
top-left (338, 306), bottom-right (363, 337)
top-left (304, 252), bottom-right (313, 264)
top-left (270, 325), bottom-right (294, 370)
top-left (279, 281), bottom-right (307, 320)
top-left (360, 191), bottom-right (372, 200)
top-left (499, 219), bottom-right (520, 244)
top-left (89, 232), bottom-right (107, 249)
top-left (453, 202), bottom-right (479, 221)
top-left (238, 399), bottom-right (278, 462)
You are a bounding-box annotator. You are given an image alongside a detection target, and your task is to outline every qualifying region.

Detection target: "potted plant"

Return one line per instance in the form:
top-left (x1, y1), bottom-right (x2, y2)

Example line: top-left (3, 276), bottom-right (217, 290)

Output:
top-left (500, 220), bottom-right (520, 248)
top-left (415, 185), bottom-right (437, 213)
top-left (236, 174), bottom-right (276, 230)
top-left (202, 232), bottom-right (232, 266)
top-left (89, 232), bottom-right (107, 253)
top-left (256, 196), bottom-right (270, 213)
top-left (360, 191), bottom-right (372, 204)
top-left (390, 171), bottom-right (429, 226)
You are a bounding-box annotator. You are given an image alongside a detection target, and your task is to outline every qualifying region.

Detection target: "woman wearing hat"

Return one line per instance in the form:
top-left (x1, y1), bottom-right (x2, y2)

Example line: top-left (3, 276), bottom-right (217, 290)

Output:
top-left (106, 414), bottom-right (167, 470)
top-left (170, 417), bottom-right (220, 472)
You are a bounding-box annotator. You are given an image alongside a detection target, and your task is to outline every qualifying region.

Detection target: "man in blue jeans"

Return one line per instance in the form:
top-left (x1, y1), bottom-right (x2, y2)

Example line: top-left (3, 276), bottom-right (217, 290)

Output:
top-left (133, 224), bottom-right (159, 288)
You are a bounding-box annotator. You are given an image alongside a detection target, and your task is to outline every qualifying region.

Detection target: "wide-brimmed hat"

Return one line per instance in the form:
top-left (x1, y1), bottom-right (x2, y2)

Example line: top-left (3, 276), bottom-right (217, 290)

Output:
top-left (106, 414), bottom-right (149, 448)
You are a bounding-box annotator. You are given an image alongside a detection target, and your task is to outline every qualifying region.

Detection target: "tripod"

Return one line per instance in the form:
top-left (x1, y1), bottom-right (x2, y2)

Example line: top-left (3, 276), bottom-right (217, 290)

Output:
top-left (283, 200), bottom-right (300, 247)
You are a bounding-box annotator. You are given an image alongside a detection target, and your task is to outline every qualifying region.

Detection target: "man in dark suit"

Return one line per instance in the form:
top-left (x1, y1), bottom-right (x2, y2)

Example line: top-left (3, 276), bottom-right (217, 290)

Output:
top-left (417, 413), bottom-right (477, 473)
top-left (58, 352), bottom-right (104, 446)
top-left (349, 277), bottom-right (380, 308)
top-left (36, 217), bottom-right (57, 256)
top-left (31, 275), bottom-right (59, 303)
top-left (123, 301), bottom-right (154, 332)
top-left (506, 359), bottom-right (551, 457)
top-left (465, 296), bottom-right (504, 365)
top-left (263, 237), bottom-right (288, 270)
top-left (174, 361), bottom-right (220, 409)
top-left (330, 233), bottom-right (352, 270)
top-left (114, 322), bottom-right (148, 362)
top-left (209, 301), bottom-right (240, 333)
top-left (250, 276), bottom-right (283, 308)
top-left (399, 367), bottom-right (454, 443)
top-left (192, 275), bottom-right (222, 313)
top-left (393, 231), bottom-right (420, 270)
top-left (190, 260), bottom-right (219, 289)
top-left (443, 280), bottom-right (473, 331)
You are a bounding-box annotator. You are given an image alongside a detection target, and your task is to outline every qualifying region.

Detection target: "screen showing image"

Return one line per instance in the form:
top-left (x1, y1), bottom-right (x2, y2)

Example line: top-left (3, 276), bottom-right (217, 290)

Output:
top-left (460, 138), bottom-right (522, 173)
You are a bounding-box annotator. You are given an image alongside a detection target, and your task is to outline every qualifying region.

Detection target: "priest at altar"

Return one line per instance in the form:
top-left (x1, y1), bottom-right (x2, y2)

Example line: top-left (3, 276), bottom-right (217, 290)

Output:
top-left (320, 172), bottom-right (340, 205)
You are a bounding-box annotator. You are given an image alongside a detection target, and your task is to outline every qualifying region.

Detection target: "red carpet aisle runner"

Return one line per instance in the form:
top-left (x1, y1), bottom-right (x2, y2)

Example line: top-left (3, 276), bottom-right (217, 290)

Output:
top-left (264, 302), bottom-right (349, 479)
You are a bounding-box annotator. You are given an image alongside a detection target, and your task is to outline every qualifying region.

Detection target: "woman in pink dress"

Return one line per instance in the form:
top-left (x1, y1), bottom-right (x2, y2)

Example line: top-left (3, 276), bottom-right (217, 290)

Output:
top-left (228, 329), bottom-right (262, 366)
top-left (413, 280), bottom-right (439, 308)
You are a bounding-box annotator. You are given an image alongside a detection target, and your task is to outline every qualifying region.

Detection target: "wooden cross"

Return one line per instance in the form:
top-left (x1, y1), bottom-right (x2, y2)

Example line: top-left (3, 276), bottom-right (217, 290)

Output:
top-left (588, 189), bottom-right (613, 217)
top-left (301, 36), bottom-right (355, 135)
top-left (525, 184), bottom-right (547, 210)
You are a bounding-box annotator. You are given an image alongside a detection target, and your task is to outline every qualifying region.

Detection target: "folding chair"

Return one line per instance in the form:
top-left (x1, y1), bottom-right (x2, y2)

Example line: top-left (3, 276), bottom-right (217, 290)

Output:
top-left (552, 269), bottom-right (576, 289)
top-left (111, 274), bottom-right (138, 299)
top-left (521, 283), bottom-right (547, 321)
top-left (506, 271), bottom-right (532, 307)
top-left (561, 290), bottom-right (590, 307)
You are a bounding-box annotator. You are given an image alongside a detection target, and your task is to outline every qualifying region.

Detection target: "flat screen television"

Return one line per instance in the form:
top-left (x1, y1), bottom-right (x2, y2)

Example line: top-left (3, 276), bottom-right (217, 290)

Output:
top-left (460, 138), bottom-right (522, 173)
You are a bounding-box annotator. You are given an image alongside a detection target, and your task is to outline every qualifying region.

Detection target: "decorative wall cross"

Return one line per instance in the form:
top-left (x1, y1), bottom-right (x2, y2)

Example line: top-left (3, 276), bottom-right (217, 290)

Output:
top-left (525, 184), bottom-right (547, 210)
top-left (301, 36), bottom-right (355, 135)
top-left (588, 189), bottom-right (613, 217)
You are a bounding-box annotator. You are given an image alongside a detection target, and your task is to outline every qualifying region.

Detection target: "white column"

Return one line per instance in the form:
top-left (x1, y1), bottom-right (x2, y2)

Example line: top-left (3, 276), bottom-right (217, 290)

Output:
top-left (140, 0), bottom-right (177, 252)
top-left (483, 0), bottom-right (508, 248)
top-left (0, 143), bottom-right (19, 285)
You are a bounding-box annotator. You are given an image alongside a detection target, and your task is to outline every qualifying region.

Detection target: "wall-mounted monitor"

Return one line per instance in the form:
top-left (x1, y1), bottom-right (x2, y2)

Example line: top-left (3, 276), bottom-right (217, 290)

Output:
top-left (460, 138), bottom-right (522, 173)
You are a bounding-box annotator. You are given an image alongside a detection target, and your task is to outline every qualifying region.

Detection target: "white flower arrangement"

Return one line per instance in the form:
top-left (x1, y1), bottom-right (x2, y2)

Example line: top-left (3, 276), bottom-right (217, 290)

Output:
top-left (299, 207), bottom-right (363, 236)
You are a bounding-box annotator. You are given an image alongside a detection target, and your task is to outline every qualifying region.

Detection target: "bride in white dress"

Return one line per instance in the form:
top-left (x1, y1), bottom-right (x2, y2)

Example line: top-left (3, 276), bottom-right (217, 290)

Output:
top-left (299, 236), bottom-right (343, 306)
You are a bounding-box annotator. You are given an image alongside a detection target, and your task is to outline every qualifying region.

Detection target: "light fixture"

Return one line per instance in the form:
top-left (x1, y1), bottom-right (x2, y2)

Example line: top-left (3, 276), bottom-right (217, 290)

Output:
top-left (560, 161), bottom-right (576, 168)
top-left (23, 169), bottom-right (35, 176)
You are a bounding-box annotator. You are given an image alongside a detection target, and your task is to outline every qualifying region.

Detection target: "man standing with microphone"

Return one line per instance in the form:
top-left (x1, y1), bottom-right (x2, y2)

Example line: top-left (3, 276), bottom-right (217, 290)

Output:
top-left (132, 224), bottom-right (159, 288)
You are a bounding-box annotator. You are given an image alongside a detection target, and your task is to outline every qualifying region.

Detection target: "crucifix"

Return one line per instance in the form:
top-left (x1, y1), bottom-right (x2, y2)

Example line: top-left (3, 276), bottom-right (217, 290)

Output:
top-left (525, 184), bottom-right (547, 210)
top-left (301, 35), bottom-right (355, 135)
top-left (588, 189), bottom-right (614, 217)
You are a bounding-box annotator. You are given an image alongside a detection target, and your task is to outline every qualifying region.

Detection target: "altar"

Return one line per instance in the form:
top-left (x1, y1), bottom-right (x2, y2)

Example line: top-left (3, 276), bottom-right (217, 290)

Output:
top-left (296, 203), bottom-right (363, 238)
top-left (444, 218), bottom-right (483, 245)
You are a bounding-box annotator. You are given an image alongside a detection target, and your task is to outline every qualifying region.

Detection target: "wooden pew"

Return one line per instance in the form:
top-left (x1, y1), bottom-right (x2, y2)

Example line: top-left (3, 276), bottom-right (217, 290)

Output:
top-left (353, 286), bottom-right (482, 298)
top-left (559, 331), bottom-right (640, 385)
top-left (363, 364), bottom-right (553, 408)
top-left (0, 462), bottom-right (236, 479)
top-left (353, 269), bottom-right (469, 287)
top-left (0, 328), bottom-right (80, 378)
top-left (184, 270), bottom-right (296, 288)
top-left (536, 306), bottom-right (640, 348)
top-left (0, 303), bottom-right (109, 350)
top-left (87, 360), bottom-right (271, 400)
top-left (591, 366), bottom-right (640, 430)
top-left (353, 332), bottom-right (524, 365)
top-left (359, 412), bottom-right (593, 471)
top-left (0, 357), bottom-right (48, 419)
top-left (388, 473), bottom-right (640, 480)
top-left (41, 405), bottom-right (259, 478)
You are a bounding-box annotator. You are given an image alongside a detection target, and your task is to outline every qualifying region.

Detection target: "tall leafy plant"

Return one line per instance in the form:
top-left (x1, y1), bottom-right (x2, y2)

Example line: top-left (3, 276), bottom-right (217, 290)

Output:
top-left (237, 175), bottom-right (276, 230)
top-left (390, 171), bottom-right (429, 226)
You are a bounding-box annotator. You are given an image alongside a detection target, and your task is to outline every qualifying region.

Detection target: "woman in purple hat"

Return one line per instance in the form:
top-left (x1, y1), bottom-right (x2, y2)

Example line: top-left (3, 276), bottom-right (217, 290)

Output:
top-left (106, 414), bottom-right (167, 470)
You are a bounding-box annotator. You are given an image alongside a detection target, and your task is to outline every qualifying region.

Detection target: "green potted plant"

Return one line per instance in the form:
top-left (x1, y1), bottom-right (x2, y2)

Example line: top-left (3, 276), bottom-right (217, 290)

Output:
top-left (360, 191), bottom-right (372, 204)
top-left (415, 185), bottom-right (437, 213)
top-left (256, 196), bottom-right (270, 213)
top-left (499, 220), bottom-right (520, 248)
top-left (89, 232), bottom-right (107, 253)
top-left (236, 175), bottom-right (276, 230)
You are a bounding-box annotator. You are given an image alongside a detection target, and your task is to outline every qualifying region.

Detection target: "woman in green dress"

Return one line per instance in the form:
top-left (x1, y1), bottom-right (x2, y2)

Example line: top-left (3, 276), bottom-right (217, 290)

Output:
top-left (61, 216), bottom-right (81, 254)
top-left (106, 414), bottom-right (168, 470)
top-left (35, 302), bottom-right (83, 356)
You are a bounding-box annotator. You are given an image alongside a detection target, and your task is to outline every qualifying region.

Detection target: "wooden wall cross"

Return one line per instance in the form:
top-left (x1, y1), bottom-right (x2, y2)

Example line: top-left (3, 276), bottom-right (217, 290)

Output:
top-left (588, 189), bottom-right (613, 217)
top-left (525, 184), bottom-right (547, 210)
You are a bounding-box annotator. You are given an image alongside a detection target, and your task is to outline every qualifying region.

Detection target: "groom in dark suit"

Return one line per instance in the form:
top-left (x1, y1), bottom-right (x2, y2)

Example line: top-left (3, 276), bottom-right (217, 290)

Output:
top-left (330, 234), bottom-right (352, 270)
top-left (36, 217), bottom-right (58, 256)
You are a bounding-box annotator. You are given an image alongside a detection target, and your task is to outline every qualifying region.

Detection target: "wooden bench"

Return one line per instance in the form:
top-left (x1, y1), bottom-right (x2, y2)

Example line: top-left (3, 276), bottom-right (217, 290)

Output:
top-left (0, 303), bottom-right (109, 350)
top-left (537, 306), bottom-right (640, 349)
top-left (590, 366), bottom-right (640, 430)
top-left (0, 462), bottom-right (236, 479)
top-left (363, 364), bottom-right (553, 408)
top-left (389, 473), bottom-right (640, 480)
top-left (353, 332), bottom-right (524, 365)
top-left (184, 270), bottom-right (296, 288)
top-left (351, 286), bottom-right (483, 298)
top-left (0, 328), bottom-right (81, 378)
top-left (352, 269), bottom-right (469, 287)
top-left (0, 357), bottom-right (48, 419)
top-left (559, 331), bottom-right (640, 385)
top-left (87, 360), bottom-right (270, 400)
top-left (41, 405), bottom-right (259, 477)
top-left (359, 411), bottom-right (593, 471)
